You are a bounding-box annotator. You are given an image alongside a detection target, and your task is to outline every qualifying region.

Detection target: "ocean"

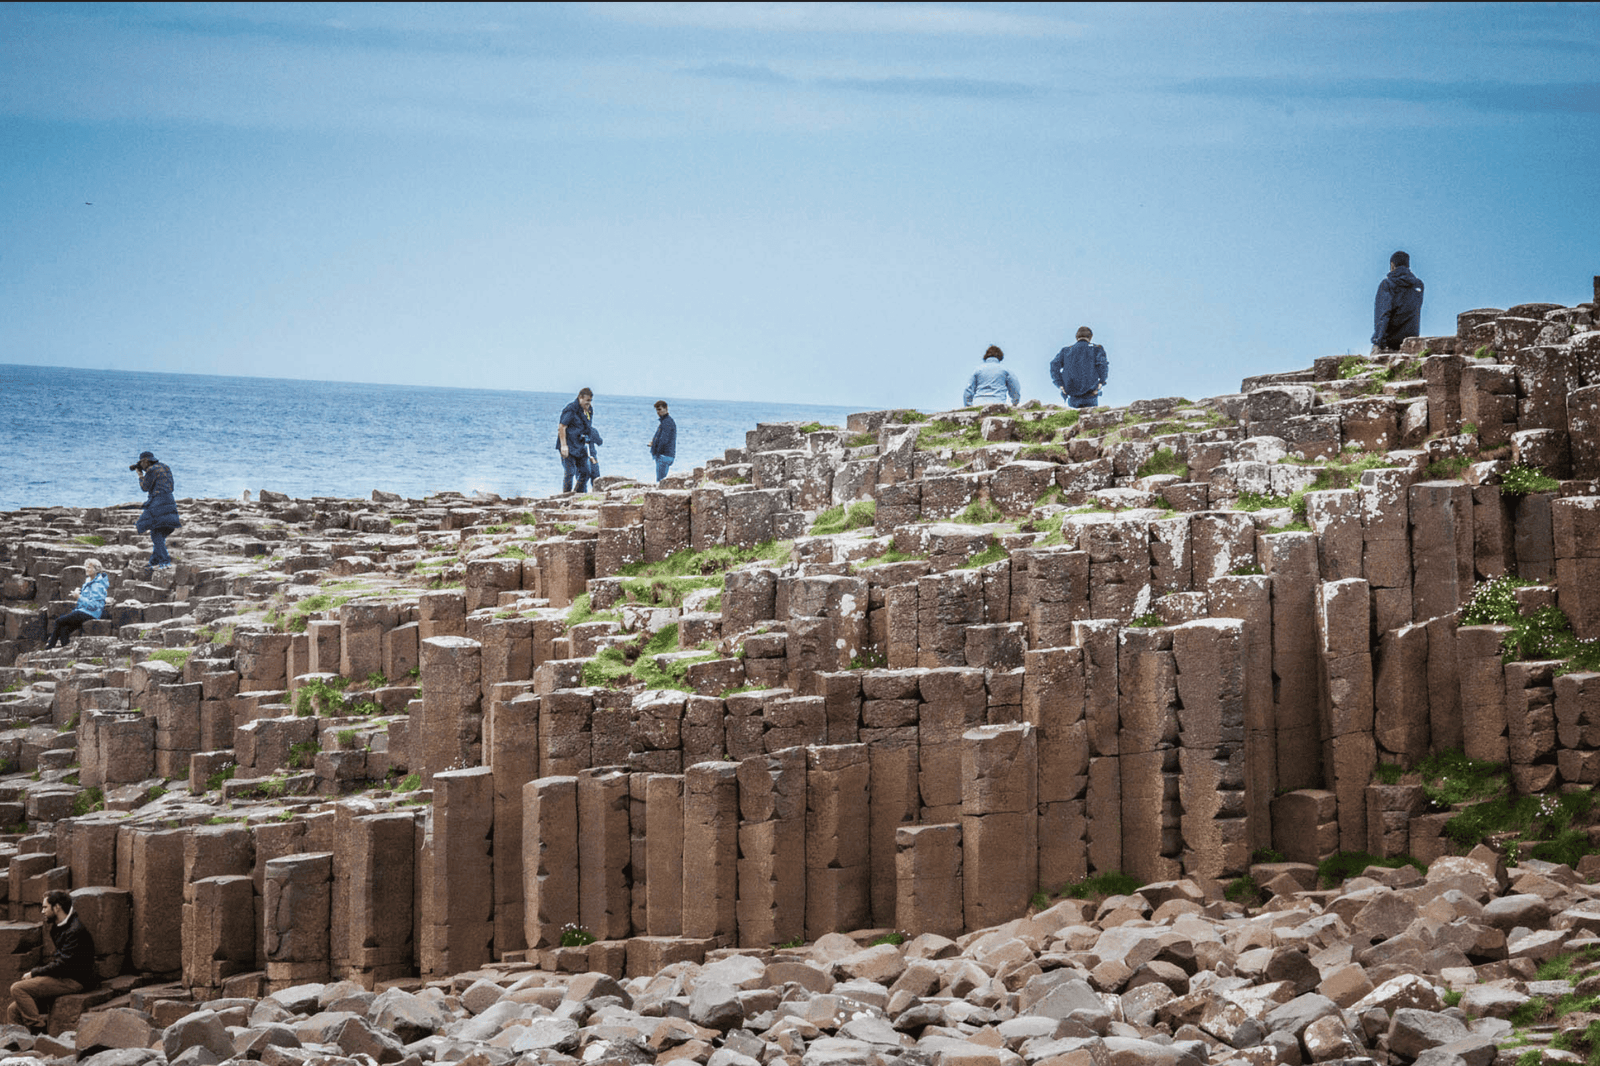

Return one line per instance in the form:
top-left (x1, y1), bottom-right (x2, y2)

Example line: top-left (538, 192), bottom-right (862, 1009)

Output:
top-left (0, 364), bottom-right (859, 512)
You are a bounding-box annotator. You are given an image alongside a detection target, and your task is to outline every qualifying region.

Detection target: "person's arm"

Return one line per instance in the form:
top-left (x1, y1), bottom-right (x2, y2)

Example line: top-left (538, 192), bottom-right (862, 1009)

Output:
top-left (662, 418), bottom-right (676, 456)
top-left (1373, 280), bottom-right (1393, 346)
top-left (963, 373), bottom-right (977, 407)
top-left (1096, 347), bottom-right (1109, 392)
top-left (1050, 353), bottom-right (1067, 395)
top-left (558, 422), bottom-right (569, 458)
top-left (1005, 371), bottom-right (1020, 405)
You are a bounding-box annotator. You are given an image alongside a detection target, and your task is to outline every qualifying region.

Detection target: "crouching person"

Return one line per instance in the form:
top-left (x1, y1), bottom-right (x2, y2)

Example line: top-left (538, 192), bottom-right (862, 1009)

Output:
top-left (7, 890), bottom-right (96, 1033)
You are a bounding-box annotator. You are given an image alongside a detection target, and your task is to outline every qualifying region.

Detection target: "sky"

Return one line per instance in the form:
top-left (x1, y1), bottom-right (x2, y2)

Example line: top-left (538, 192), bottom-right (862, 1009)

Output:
top-left (2, 2), bottom-right (1598, 413)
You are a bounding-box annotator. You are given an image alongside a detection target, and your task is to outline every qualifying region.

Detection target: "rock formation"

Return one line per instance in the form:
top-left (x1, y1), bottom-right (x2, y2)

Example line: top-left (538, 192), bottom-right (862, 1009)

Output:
top-left (0, 278), bottom-right (1597, 1063)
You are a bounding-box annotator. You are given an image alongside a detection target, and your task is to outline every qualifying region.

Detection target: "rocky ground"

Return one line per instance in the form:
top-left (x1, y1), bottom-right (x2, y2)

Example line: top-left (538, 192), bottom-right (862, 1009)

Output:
top-left (6, 850), bottom-right (1600, 1066)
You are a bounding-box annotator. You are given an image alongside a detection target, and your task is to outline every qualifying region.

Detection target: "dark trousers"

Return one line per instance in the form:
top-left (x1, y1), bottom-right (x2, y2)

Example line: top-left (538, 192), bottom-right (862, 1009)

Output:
top-left (148, 526), bottom-right (176, 567)
top-left (560, 452), bottom-right (594, 493)
top-left (7, 974), bottom-right (82, 1029)
top-left (46, 610), bottom-right (93, 649)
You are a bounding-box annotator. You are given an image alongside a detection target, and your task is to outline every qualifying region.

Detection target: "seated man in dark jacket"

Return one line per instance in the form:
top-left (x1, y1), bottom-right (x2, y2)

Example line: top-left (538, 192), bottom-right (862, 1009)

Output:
top-left (1372, 251), bottom-right (1425, 352)
top-left (7, 889), bottom-right (96, 1032)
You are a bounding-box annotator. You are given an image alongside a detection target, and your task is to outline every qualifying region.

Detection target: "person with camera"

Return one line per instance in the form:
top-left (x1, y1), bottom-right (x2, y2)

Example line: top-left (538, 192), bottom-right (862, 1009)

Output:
top-left (556, 389), bottom-right (603, 494)
top-left (132, 450), bottom-right (182, 570)
top-left (43, 558), bottom-right (112, 650)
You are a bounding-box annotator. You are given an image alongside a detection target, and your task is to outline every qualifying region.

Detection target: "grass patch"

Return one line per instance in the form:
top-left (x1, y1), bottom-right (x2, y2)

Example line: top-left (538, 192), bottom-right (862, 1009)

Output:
top-left (147, 647), bottom-right (192, 670)
top-left (810, 501), bottom-right (876, 536)
top-left (580, 624), bottom-right (716, 691)
top-left (1014, 409), bottom-right (1081, 443)
top-left (868, 932), bottom-right (905, 947)
top-left (1224, 875), bottom-right (1263, 907)
top-left (496, 544), bottom-right (530, 559)
top-left (953, 498), bottom-right (1005, 525)
top-left (287, 740), bottom-right (321, 770)
top-left (1128, 612), bottom-right (1163, 628)
top-left (560, 923), bottom-right (596, 947)
top-left (1227, 563), bottom-right (1264, 576)
top-left (1444, 791), bottom-right (1595, 855)
top-left (206, 762), bottom-right (237, 792)
top-left (1051, 871), bottom-right (1145, 900)
top-left (897, 411), bottom-right (929, 424)
top-left (1236, 491), bottom-right (1294, 512)
top-left (1415, 749), bottom-right (1509, 808)
top-left (960, 543), bottom-right (1006, 569)
top-left (1136, 446), bottom-right (1185, 479)
top-left (1460, 574), bottom-right (1600, 672)
top-left (1372, 763), bottom-right (1404, 785)
top-left (295, 675), bottom-right (351, 717)
top-left (74, 534), bottom-right (107, 546)
top-left (564, 592), bottom-right (620, 627)
top-left (617, 541), bottom-right (793, 580)
top-left (858, 548), bottom-right (926, 568)
top-left (1501, 464), bottom-right (1562, 496)
top-left (849, 648), bottom-right (888, 669)
top-left (1338, 356), bottom-right (1369, 380)
top-left (797, 421), bottom-right (836, 434)
top-left (396, 773), bottom-right (422, 792)
top-left (846, 432), bottom-right (876, 448)
top-left (281, 592), bottom-right (354, 632)
top-left (71, 786), bottom-right (105, 816)
top-left (1316, 851), bottom-right (1426, 888)
top-left (1426, 455), bottom-right (1472, 480)
top-left (912, 416), bottom-right (984, 451)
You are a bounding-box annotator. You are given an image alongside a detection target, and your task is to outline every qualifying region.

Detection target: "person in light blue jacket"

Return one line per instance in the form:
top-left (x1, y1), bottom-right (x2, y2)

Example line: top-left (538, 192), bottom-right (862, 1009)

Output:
top-left (45, 559), bottom-right (111, 649)
top-left (964, 345), bottom-right (1021, 407)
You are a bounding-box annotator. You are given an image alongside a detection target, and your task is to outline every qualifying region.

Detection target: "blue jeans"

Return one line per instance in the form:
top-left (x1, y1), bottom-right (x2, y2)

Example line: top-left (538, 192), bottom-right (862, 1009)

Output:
top-left (1067, 392), bottom-right (1100, 409)
top-left (560, 451), bottom-right (594, 493)
top-left (654, 455), bottom-right (674, 483)
top-left (148, 527), bottom-right (176, 567)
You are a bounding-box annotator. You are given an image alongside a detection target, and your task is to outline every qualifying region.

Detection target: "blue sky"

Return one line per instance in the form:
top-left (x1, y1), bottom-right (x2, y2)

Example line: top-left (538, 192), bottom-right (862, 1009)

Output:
top-left (3, 2), bottom-right (1597, 411)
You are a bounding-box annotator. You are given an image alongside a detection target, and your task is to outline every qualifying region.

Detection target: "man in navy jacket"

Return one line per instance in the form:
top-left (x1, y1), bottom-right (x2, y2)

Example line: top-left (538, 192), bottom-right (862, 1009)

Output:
top-left (649, 401), bottom-right (677, 483)
top-left (1372, 251), bottom-right (1425, 352)
top-left (1050, 327), bottom-right (1110, 408)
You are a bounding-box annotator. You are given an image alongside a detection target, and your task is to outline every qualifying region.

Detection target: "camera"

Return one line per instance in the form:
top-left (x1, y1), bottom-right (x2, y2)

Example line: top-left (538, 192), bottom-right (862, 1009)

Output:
top-left (129, 463), bottom-right (141, 471)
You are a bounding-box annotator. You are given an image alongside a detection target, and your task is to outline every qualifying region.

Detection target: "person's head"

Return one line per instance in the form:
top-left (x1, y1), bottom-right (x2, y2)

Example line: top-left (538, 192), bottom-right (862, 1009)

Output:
top-left (983, 345), bottom-right (1004, 362)
top-left (1391, 250), bottom-right (1410, 269)
top-left (654, 400), bottom-right (669, 416)
top-left (577, 388), bottom-right (593, 408)
top-left (84, 559), bottom-right (102, 577)
top-left (134, 450), bottom-right (156, 472)
top-left (1076, 327), bottom-right (1093, 341)
top-left (44, 890), bottom-right (71, 921)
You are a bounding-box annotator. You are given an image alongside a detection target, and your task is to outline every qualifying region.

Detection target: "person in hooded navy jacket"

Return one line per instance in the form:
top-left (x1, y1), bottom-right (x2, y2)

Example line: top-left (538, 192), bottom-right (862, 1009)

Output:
top-left (133, 451), bottom-right (182, 571)
top-left (1372, 251), bottom-right (1425, 352)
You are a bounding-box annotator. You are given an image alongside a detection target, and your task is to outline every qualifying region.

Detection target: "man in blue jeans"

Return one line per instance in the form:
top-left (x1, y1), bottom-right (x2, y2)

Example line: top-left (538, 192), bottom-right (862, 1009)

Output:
top-left (557, 388), bottom-right (603, 493)
top-left (649, 400), bottom-right (677, 483)
top-left (133, 451), bottom-right (181, 570)
top-left (1050, 327), bottom-right (1110, 408)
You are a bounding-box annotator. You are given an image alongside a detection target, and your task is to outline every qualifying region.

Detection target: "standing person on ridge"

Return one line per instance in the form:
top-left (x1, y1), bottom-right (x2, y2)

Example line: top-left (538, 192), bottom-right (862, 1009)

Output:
top-left (649, 400), bottom-right (677, 483)
top-left (557, 388), bottom-right (603, 494)
top-left (963, 345), bottom-right (1021, 407)
top-left (1372, 250), bottom-right (1425, 353)
top-left (132, 450), bottom-right (181, 571)
top-left (43, 558), bottom-right (111, 649)
top-left (7, 889), bottom-right (97, 1033)
top-left (1050, 327), bottom-right (1109, 408)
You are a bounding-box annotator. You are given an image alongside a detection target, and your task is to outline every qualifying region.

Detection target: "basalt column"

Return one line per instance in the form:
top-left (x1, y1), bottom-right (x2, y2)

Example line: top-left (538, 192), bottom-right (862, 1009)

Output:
top-left (1023, 646), bottom-right (1088, 888)
top-left (422, 767), bottom-right (494, 976)
top-left (736, 748), bottom-right (806, 948)
top-left (418, 636), bottom-right (482, 783)
top-left (523, 776), bottom-right (578, 950)
top-left (1171, 619), bottom-right (1248, 880)
top-left (961, 723), bottom-right (1037, 928)
top-left (805, 744), bottom-right (870, 939)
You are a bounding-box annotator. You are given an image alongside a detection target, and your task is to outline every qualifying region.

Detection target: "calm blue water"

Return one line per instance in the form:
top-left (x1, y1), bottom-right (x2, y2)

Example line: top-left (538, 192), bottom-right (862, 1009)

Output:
top-left (0, 364), bottom-right (859, 512)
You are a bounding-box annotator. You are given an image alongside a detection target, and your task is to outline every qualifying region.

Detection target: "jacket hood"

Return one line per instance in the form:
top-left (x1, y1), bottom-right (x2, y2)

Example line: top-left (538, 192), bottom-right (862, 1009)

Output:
top-left (1388, 267), bottom-right (1421, 289)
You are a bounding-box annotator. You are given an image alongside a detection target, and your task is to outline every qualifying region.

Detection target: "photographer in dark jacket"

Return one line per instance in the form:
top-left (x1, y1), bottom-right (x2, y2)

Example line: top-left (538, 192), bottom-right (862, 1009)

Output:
top-left (7, 889), bottom-right (96, 1032)
top-left (132, 450), bottom-right (182, 571)
top-left (649, 401), bottom-right (677, 483)
top-left (1372, 251), bottom-right (1425, 352)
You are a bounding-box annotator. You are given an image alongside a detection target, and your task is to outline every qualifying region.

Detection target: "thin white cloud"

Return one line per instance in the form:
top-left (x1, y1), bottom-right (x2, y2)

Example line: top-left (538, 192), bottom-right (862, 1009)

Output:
top-left (597, 2), bottom-right (1086, 38)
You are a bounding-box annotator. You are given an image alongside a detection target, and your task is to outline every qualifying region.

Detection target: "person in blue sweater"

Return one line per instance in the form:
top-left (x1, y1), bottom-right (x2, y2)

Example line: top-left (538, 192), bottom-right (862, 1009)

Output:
top-left (44, 559), bottom-right (111, 649)
top-left (132, 451), bottom-right (182, 570)
top-left (1050, 327), bottom-right (1110, 408)
top-left (649, 400), bottom-right (677, 483)
top-left (963, 346), bottom-right (1022, 407)
top-left (1372, 250), bottom-right (1425, 353)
